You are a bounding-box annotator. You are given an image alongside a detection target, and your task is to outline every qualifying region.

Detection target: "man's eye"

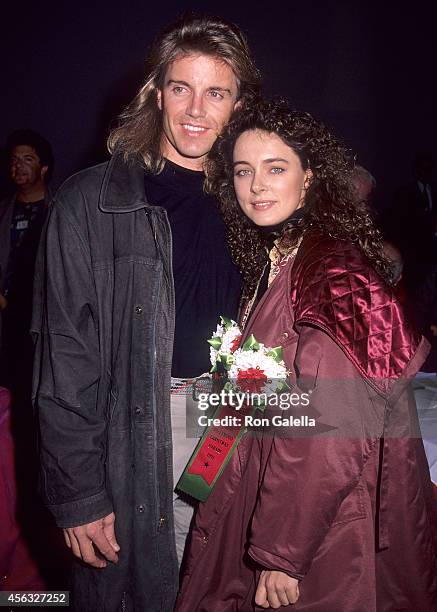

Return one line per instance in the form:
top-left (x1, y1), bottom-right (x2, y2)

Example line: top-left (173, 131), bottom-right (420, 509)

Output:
top-left (209, 90), bottom-right (224, 99)
top-left (172, 86), bottom-right (186, 94)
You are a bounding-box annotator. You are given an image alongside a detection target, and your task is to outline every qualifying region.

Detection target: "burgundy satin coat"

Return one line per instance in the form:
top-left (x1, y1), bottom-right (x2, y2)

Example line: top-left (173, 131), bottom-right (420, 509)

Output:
top-left (176, 234), bottom-right (437, 611)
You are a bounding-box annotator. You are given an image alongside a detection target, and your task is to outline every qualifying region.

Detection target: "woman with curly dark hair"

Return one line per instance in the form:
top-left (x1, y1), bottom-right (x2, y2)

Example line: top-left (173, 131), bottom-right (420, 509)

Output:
top-left (175, 100), bottom-right (437, 611)
top-left (207, 99), bottom-right (394, 305)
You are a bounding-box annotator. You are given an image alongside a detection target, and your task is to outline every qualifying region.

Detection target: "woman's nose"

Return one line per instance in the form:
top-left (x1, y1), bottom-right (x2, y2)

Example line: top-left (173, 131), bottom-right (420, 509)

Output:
top-left (250, 173), bottom-right (267, 193)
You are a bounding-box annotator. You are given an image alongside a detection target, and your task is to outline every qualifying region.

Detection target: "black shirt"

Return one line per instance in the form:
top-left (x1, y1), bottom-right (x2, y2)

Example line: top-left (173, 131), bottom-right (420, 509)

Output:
top-left (144, 161), bottom-right (241, 377)
top-left (5, 198), bottom-right (46, 299)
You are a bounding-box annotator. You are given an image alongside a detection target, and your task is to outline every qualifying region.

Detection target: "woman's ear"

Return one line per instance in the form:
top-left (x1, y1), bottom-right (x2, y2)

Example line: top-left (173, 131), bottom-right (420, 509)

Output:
top-left (304, 169), bottom-right (313, 189)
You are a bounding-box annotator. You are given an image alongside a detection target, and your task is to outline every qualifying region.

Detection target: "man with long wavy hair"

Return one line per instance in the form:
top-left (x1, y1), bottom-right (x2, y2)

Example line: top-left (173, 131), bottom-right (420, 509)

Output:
top-left (32, 14), bottom-right (260, 611)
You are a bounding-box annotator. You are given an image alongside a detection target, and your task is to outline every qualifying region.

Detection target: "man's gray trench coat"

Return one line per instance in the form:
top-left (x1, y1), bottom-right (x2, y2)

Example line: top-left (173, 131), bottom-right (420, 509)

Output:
top-left (32, 152), bottom-right (179, 611)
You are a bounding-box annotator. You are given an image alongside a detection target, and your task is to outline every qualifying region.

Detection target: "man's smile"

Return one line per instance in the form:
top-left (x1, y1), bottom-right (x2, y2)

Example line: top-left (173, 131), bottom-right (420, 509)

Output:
top-left (180, 123), bottom-right (209, 135)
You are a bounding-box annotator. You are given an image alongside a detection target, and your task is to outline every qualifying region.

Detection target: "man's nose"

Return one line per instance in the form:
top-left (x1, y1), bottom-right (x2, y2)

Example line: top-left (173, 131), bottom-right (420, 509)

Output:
top-left (186, 93), bottom-right (206, 118)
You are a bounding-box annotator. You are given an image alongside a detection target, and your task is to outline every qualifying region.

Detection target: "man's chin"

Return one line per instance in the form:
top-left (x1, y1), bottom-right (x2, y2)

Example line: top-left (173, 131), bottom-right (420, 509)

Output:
top-left (175, 133), bottom-right (217, 155)
top-left (177, 144), bottom-right (212, 160)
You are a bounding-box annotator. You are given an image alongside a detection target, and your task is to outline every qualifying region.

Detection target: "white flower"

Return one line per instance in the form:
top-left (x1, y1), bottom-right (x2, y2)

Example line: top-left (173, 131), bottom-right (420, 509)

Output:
top-left (209, 320), bottom-right (241, 367)
top-left (229, 346), bottom-right (288, 382)
top-left (219, 326), bottom-right (241, 354)
top-left (213, 322), bottom-right (225, 337)
top-left (210, 345), bottom-right (219, 366)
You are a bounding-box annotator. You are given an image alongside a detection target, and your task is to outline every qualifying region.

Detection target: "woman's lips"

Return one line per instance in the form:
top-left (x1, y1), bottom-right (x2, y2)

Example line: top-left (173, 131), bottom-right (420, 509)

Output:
top-left (251, 200), bottom-right (276, 211)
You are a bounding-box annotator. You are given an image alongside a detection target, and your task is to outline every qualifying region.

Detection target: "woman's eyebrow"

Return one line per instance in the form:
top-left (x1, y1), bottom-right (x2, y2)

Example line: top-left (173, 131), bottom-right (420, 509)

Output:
top-left (233, 157), bottom-right (289, 166)
top-left (263, 157), bottom-right (289, 164)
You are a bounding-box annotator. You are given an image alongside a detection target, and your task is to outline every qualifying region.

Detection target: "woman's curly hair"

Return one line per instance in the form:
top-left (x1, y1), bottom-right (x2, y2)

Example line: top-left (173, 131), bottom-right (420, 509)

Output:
top-left (206, 98), bottom-right (393, 298)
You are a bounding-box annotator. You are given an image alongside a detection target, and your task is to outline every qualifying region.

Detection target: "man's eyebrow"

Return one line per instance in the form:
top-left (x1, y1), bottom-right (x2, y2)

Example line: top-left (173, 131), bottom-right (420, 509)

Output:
top-left (166, 79), bottom-right (190, 87)
top-left (233, 158), bottom-right (290, 166)
top-left (166, 79), bottom-right (232, 94)
top-left (207, 86), bottom-right (232, 94)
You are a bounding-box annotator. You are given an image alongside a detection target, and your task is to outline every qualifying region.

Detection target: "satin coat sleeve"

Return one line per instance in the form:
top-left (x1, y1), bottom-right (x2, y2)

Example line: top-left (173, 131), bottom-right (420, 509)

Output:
top-left (247, 324), bottom-right (386, 578)
top-left (32, 196), bottom-right (112, 528)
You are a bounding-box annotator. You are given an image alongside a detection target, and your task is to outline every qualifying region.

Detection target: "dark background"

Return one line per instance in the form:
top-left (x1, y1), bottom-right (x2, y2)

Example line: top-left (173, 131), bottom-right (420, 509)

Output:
top-left (1, 0), bottom-right (436, 210)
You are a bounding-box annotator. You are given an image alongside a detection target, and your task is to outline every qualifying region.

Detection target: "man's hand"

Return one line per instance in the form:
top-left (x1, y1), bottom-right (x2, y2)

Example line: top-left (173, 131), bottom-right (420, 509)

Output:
top-left (63, 512), bottom-right (120, 568)
top-left (255, 570), bottom-right (300, 608)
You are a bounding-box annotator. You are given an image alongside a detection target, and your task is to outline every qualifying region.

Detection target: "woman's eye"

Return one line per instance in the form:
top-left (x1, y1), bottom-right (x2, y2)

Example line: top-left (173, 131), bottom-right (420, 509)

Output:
top-left (270, 167), bottom-right (285, 174)
top-left (235, 168), bottom-right (251, 177)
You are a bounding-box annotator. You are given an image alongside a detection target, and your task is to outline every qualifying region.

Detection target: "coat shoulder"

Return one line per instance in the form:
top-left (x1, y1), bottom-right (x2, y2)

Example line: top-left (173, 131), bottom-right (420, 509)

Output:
top-left (52, 162), bottom-right (109, 219)
top-left (291, 232), bottom-right (386, 310)
top-left (291, 232), bottom-right (425, 393)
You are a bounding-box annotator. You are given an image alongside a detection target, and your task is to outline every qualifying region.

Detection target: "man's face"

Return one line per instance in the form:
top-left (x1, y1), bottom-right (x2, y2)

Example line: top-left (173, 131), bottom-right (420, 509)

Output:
top-left (9, 145), bottom-right (47, 189)
top-left (157, 53), bottom-right (240, 171)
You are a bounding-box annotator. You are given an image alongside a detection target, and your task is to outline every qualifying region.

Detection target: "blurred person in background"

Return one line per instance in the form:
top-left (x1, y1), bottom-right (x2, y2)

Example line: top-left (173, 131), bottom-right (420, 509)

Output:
top-left (0, 129), bottom-right (54, 590)
top-left (0, 128), bottom-right (53, 397)
top-left (351, 164), bottom-right (403, 286)
top-left (387, 153), bottom-right (437, 292)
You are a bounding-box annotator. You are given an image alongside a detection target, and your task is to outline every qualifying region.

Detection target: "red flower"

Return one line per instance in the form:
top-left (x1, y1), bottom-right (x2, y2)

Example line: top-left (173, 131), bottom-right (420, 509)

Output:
top-left (230, 335), bottom-right (242, 353)
top-left (237, 367), bottom-right (268, 394)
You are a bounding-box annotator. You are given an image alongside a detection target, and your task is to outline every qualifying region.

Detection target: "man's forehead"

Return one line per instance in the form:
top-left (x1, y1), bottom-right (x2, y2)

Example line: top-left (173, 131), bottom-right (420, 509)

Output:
top-left (164, 52), bottom-right (238, 86)
top-left (11, 144), bottom-right (39, 158)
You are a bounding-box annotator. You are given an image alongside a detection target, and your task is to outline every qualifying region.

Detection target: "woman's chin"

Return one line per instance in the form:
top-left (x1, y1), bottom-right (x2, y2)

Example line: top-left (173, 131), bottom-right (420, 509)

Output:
top-left (249, 216), bottom-right (285, 228)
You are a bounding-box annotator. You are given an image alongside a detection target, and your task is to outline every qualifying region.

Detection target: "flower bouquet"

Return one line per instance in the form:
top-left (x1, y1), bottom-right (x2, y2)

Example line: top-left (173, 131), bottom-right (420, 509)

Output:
top-left (208, 316), bottom-right (289, 402)
top-left (176, 317), bottom-right (289, 501)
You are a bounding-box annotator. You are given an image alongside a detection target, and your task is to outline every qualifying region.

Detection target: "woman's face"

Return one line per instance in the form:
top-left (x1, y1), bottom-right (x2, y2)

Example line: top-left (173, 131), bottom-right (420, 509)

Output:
top-left (233, 129), bottom-right (312, 227)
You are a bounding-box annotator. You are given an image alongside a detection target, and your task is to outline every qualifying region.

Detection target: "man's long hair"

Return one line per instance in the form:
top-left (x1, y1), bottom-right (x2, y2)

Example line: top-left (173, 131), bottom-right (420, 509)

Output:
top-left (206, 98), bottom-right (394, 297)
top-left (107, 14), bottom-right (261, 173)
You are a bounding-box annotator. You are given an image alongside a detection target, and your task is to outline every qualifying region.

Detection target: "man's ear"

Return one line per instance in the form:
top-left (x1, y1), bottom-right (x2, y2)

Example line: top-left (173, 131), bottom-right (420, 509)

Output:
top-left (233, 98), bottom-right (243, 112)
top-left (156, 88), bottom-right (162, 111)
top-left (40, 165), bottom-right (48, 180)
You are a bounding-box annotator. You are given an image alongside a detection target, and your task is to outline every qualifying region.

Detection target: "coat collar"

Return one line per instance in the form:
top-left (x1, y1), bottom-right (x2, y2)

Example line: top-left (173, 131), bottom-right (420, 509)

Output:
top-left (99, 151), bottom-right (152, 213)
